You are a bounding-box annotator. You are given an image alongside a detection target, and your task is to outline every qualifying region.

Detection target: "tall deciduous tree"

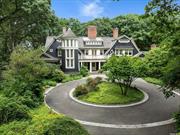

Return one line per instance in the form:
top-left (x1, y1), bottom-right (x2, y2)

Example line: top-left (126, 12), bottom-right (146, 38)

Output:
top-left (0, 0), bottom-right (60, 78)
top-left (145, 0), bottom-right (180, 97)
top-left (145, 0), bottom-right (180, 43)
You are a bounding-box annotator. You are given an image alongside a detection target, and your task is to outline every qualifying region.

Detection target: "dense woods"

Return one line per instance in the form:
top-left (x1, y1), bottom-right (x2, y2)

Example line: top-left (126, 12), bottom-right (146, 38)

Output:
top-left (58, 15), bottom-right (153, 51)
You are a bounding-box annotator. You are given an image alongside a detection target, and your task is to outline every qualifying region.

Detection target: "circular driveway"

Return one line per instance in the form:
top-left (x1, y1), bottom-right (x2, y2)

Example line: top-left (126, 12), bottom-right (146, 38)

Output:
top-left (45, 75), bottom-right (180, 135)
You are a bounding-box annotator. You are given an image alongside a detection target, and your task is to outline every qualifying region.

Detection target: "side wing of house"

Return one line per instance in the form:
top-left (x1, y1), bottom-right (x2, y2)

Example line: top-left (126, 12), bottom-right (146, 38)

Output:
top-left (106, 35), bottom-right (140, 56)
top-left (41, 36), bottom-right (62, 64)
top-left (60, 28), bottom-right (79, 72)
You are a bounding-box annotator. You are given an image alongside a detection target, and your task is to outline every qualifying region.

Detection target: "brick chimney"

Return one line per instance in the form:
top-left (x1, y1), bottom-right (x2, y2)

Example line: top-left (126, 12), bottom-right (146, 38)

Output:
top-left (88, 26), bottom-right (97, 39)
top-left (62, 27), bottom-right (66, 34)
top-left (113, 28), bottom-right (119, 39)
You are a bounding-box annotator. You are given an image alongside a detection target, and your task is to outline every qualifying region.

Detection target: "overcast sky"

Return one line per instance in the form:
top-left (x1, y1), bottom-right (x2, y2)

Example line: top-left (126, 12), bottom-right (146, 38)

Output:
top-left (51, 0), bottom-right (150, 22)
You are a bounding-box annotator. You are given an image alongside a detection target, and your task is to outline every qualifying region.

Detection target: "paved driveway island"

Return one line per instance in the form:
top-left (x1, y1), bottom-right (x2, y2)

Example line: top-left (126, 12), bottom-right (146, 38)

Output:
top-left (45, 75), bottom-right (180, 135)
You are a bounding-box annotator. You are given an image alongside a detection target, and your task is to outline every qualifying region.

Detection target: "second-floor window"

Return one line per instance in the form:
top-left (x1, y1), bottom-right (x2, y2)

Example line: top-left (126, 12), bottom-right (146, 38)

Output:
top-left (57, 49), bottom-right (62, 56)
top-left (100, 50), bottom-right (104, 55)
top-left (115, 49), bottom-right (133, 56)
top-left (65, 49), bottom-right (74, 68)
top-left (85, 50), bottom-right (88, 55)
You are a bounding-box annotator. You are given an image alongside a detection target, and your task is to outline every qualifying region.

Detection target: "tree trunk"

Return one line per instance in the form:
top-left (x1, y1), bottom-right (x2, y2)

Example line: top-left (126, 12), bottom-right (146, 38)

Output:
top-left (118, 82), bottom-right (124, 95)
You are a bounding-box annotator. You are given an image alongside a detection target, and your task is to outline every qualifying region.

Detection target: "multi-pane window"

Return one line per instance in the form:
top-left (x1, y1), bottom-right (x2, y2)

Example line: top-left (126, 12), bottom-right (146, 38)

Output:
top-left (129, 51), bottom-right (133, 56)
top-left (125, 50), bottom-right (128, 55)
top-left (100, 50), bottom-right (104, 55)
top-left (85, 41), bottom-right (102, 45)
top-left (92, 50), bottom-right (96, 56)
top-left (115, 49), bottom-right (133, 56)
top-left (65, 49), bottom-right (74, 68)
top-left (85, 50), bottom-right (88, 55)
top-left (49, 49), bottom-right (53, 53)
top-left (57, 49), bottom-right (62, 56)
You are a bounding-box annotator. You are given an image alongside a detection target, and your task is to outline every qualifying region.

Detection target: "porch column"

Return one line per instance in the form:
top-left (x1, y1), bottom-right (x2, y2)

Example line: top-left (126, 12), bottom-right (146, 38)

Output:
top-left (98, 62), bottom-right (101, 70)
top-left (80, 62), bottom-right (82, 68)
top-left (90, 62), bottom-right (92, 73)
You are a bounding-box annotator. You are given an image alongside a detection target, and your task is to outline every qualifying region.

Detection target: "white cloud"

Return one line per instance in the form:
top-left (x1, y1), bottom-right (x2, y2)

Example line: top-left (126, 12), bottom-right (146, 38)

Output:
top-left (81, 1), bottom-right (104, 18)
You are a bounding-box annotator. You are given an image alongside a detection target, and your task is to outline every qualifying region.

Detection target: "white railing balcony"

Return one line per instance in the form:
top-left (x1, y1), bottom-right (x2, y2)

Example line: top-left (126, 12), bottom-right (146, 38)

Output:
top-left (79, 55), bottom-right (107, 60)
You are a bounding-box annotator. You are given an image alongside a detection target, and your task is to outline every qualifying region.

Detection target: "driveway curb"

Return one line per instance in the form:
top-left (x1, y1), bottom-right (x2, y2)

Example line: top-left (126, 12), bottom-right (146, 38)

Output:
top-left (69, 87), bottom-right (149, 108)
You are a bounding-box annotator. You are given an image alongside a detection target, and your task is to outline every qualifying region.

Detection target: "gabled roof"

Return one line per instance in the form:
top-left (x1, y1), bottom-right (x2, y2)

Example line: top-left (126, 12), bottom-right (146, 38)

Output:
top-left (113, 35), bottom-right (131, 41)
top-left (78, 37), bottom-right (113, 48)
top-left (62, 28), bottom-right (76, 38)
top-left (45, 36), bottom-right (56, 48)
top-left (105, 35), bottom-right (140, 55)
top-left (44, 35), bottom-right (62, 52)
top-left (41, 53), bottom-right (59, 62)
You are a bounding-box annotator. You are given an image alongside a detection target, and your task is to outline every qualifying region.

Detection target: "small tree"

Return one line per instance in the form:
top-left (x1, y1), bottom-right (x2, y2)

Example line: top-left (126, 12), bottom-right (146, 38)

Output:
top-left (80, 66), bottom-right (88, 77)
top-left (103, 56), bottom-right (145, 96)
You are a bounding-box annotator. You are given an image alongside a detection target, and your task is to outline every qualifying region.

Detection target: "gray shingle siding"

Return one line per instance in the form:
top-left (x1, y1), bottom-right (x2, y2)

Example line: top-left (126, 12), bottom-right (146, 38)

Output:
top-left (61, 49), bottom-right (79, 72)
top-left (113, 41), bottom-right (138, 55)
top-left (43, 29), bottom-right (141, 73)
top-left (46, 40), bottom-right (60, 58)
top-left (108, 40), bottom-right (139, 55)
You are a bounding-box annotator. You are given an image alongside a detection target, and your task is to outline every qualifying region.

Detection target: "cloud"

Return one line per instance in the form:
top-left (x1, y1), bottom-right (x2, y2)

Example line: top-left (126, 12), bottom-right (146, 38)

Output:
top-left (81, 0), bottom-right (104, 18)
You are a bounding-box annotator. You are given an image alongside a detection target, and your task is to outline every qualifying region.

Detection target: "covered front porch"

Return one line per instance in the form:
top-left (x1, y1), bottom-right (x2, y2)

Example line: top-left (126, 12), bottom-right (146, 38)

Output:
top-left (79, 61), bottom-right (105, 72)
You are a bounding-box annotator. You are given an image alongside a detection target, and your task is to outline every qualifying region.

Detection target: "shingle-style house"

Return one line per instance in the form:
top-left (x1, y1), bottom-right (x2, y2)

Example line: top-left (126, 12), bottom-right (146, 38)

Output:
top-left (42, 26), bottom-right (142, 72)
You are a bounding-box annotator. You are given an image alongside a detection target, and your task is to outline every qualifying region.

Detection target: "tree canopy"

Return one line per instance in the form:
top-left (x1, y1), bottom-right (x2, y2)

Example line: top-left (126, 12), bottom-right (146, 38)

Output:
top-left (103, 56), bottom-right (145, 95)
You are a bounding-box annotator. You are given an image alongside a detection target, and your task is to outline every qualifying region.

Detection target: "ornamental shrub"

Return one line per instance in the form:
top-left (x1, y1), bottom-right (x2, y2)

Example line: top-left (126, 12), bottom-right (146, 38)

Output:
top-left (95, 77), bottom-right (102, 84)
top-left (74, 85), bottom-right (88, 97)
top-left (174, 111), bottom-right (180, 132)
top-left (0, 95), bottom-right (30, 125)
top-left (0, 115), bottom-right (89, 135)
top-left (51, 69), bottom-right (65, 82)
top-left (43, 117), bottom-right (89, 135)
top-left (0, 121), bottom-right (30, 135)
top-left (80, 66), bottom-right (88, 77)
top-left (86, 77), bottom-right (102, 91)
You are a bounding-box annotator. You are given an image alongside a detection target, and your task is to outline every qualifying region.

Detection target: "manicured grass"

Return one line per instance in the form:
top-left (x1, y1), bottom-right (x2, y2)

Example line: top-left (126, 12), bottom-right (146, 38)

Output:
top-left (62, 73), bottom-right (83, 83)
top-left (78, 82), bottom-right (144, 105)
top-left (29, 105), bottom-right (64, 120)
top-left (143, 77), bottom-right (164, 86)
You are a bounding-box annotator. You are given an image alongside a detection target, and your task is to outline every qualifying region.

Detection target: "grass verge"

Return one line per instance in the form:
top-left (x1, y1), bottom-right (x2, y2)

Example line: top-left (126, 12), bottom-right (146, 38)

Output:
top-left (0, 105), bottom-right (89, 135)
top-left (143, 77), bottom-right (164, 86)
top-left (62, 73), bottom-right (83, 83)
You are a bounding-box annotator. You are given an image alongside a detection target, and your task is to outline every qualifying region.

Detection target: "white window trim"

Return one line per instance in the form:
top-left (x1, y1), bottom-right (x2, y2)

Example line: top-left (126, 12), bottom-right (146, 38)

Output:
top-left (57, 49), bottom-right (62, 57)
top-left (115, 49), bottom-right (133, 56)
top-left (65, 49), bottom-right (75, 69)
top-left (49, 49), bottom-right (53, 53)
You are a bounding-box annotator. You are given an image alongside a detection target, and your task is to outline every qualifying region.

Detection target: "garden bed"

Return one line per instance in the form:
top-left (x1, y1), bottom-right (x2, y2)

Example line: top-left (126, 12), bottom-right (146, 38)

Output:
top-left (74, 78), bottom-right (144, 105)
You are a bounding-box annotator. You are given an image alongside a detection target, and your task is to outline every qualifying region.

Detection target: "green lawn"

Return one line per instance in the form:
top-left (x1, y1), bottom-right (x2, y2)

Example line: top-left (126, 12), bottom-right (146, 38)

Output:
top-left (62, 73), bottom-right (83, 83)
top-left (143, 77), bottom-right (164, 86)
top-left (78, 82), bottom-right (144, 105)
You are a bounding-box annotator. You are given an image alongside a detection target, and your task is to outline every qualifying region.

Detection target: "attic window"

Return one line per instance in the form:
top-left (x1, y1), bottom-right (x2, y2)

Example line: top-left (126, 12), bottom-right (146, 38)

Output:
top-left (85, 41), bottom-right (102, 45)
top-left (50, 49), bottom-right (53, 52)
top-left (118, 39), bottom-right (130, 43)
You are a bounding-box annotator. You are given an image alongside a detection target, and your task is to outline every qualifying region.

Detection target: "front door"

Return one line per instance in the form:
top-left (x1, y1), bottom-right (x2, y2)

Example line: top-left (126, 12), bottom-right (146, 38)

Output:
top-left (92, 62), bottom-right (97, 71)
